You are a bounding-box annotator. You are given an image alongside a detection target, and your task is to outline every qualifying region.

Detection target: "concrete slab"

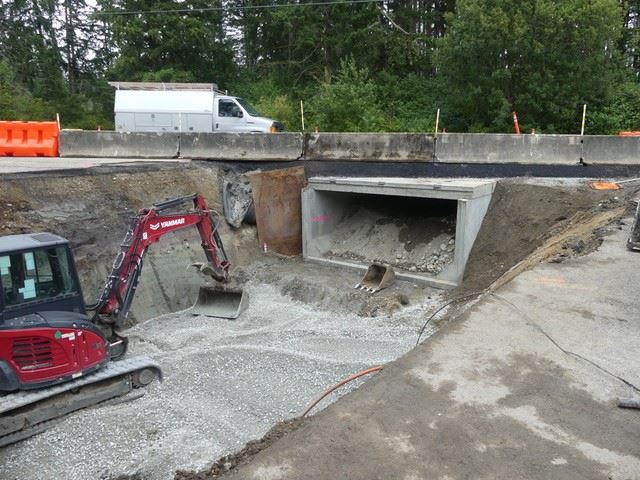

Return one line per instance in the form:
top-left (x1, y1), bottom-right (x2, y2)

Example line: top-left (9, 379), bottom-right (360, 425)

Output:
top-left (302, 177), bottom-right (496, 288)
top-left (583, 135), bottom-right (640, 165)
top-left (228, 221), bottom-right (640, 480)
top-left (436, 133), bottom-right (583, 165)
top-left (307, 176), bottom-right (496, 199)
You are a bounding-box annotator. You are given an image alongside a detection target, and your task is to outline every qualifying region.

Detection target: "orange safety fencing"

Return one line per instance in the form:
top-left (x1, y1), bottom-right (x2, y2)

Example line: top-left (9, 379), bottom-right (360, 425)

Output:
top-left (0, 121), bottom-right (59, 157)
top-left (618, 131), bottom-right (640, 137)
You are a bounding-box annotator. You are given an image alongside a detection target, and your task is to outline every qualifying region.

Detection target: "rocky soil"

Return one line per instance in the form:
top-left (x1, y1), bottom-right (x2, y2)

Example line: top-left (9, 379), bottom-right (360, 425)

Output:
top-left (323, 195), bottom-right (457, 275)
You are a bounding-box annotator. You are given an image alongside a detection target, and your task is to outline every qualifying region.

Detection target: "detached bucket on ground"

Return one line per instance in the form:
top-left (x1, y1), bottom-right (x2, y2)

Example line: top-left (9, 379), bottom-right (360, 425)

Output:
top-left (192, 285), bottom-right (248, 319)
top-left (355, 264), bottom-right (395, 293)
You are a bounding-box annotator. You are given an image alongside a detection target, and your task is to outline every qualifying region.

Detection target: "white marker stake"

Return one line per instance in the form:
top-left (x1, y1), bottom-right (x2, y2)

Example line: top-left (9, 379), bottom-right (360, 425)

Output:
top-left (581, 104), bottom-right (587, 136)
top-left (300, 100), bottom-right (305, 132)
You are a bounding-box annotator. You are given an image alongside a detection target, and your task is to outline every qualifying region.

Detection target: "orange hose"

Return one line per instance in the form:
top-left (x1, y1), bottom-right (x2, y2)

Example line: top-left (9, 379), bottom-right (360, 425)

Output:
top-left (301, 365), bottom-right (384, 417)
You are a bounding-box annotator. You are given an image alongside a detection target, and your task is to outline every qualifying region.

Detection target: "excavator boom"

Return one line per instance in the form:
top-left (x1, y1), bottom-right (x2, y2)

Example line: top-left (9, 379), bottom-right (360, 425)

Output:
top-left (89, 193), bottom-right (243, 358)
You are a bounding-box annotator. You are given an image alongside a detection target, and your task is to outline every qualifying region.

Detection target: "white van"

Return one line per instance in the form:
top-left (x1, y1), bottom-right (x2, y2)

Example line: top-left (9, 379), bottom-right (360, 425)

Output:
top-left (109, 82), bottom-right (284, 133)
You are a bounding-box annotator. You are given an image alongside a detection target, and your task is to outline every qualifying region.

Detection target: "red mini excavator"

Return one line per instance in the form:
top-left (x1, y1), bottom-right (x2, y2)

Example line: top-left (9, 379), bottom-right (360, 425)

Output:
top-left (0, 193), bottom-right (241, 446)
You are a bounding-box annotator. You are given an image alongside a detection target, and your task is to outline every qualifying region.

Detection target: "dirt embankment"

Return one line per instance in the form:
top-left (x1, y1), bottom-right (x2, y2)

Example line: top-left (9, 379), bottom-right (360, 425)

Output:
top-left (457, 180), bottom-right (635, 296)
top-left (0, 164), bottom-right (258, 321)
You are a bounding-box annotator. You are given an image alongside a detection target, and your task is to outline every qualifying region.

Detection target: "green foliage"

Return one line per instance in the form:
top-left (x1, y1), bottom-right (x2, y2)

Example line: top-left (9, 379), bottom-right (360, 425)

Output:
top-left (437, 0), bottom-right (625, 133)
top-left (255, 95), bottom-right (299, 131)
top-left (0, 61), bottom-right (56, 120)
top-left (376, 72), bottom-right (439, 132)
top-left (106, 0), bottom-right (236, 84)
top-left (590, 81), bottom-right (640, 134)
top-left (305, 59), bottom-right (386, 132)
top-left (5, 0), bottom-right (640, 134)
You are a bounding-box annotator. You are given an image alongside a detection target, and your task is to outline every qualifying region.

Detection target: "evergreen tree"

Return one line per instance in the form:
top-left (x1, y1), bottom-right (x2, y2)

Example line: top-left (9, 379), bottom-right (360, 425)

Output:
top-left (106, 0), bottom-right (236, 85)
top-left (437, 0), bottom-right (625, 132)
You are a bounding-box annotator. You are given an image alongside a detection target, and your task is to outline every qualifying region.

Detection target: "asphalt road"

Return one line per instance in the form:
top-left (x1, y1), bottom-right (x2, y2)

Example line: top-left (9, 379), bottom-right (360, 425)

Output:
top-left (0, 157), bottom-right (189, 173)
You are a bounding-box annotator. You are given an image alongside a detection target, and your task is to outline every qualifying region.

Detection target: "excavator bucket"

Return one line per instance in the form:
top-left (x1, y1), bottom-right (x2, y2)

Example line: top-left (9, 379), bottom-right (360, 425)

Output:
top-left (192, 284), bottom-right (248, 319)
top-left (355, 263), bottom-right (395, 293)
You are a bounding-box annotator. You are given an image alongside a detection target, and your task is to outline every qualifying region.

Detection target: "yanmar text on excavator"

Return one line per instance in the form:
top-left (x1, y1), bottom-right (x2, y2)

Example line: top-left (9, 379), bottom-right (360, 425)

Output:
top-left (0, 193), bottom-right (244, 446)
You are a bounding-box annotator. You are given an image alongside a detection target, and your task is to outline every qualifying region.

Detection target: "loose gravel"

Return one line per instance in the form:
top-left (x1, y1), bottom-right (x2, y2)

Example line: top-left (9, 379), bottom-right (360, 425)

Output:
top-left (0, 261), bottom-right (442, 480)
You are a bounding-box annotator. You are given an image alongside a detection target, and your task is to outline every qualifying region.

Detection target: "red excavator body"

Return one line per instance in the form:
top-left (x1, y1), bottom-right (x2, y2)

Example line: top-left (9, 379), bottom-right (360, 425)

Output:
top-left (0, 324), bottom-right (108, 390)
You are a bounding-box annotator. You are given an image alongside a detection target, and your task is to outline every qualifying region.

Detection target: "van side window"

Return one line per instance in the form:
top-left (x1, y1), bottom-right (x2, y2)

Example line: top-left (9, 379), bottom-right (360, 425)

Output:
top-left (218, 100), bottom-right (243, 118)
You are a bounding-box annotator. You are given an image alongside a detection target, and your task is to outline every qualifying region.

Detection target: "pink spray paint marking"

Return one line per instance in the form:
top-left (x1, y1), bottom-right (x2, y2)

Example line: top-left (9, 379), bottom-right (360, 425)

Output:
top-left (311, 214), bottom-right (332, 223)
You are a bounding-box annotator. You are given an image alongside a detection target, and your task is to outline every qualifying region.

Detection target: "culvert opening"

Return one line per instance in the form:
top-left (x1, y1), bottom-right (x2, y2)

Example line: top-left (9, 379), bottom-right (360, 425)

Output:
top-left (302, 177), bottom-right (496, 288)
top-left (316, 192), bottom-right (458, 275)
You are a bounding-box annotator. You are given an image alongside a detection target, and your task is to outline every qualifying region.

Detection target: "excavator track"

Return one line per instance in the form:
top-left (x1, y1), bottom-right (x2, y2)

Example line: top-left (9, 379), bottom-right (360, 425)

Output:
top-left (0, 356), bottom-right (161, 448)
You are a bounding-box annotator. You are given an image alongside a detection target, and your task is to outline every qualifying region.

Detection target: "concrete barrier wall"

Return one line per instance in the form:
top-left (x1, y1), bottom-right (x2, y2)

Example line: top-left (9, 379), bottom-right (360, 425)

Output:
top-left (583, 136), bottom-right (640, 165)
top-left (305, 133), bottom-right (435, 161)
top-left (435, 133), bottom-right (583, 165)
top-left (60, 131), bottom-right (179, 158)
top-left (58, 130), bottom-right (640, 165)
top-left (180, 132), bottom-right (303, 161)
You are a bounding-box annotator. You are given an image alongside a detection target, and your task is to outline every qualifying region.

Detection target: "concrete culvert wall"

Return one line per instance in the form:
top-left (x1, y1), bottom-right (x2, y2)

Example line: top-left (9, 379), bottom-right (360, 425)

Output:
top-left (302, 177), bottom-right (496, 288)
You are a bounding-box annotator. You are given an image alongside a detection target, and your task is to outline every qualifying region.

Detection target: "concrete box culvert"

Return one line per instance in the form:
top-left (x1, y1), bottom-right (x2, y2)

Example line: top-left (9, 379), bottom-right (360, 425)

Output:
top-left (302, 177), bottom-right (496, 289)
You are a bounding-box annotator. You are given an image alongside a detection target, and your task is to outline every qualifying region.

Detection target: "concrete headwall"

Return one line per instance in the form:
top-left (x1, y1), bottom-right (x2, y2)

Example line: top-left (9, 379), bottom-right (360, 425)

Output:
top-left (60, 130), bottom-right (180, 158)
top-left (180, 132), bottom-right (303, 161)
top-left (305, 133), bottom-right (435, 161)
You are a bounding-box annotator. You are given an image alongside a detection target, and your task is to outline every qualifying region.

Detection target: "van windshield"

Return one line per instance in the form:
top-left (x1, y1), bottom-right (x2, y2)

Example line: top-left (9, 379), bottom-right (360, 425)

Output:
top-left (235, 98), bottom-right (262, 117)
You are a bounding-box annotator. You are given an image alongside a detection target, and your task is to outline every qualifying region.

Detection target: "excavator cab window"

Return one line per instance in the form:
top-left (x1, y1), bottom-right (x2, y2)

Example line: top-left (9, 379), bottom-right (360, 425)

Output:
top-left (0, 246), bottom-right (77, 308)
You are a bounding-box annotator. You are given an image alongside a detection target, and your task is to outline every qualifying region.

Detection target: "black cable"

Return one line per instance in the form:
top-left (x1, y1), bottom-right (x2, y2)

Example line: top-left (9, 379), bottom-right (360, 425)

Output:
top-left (416, 291), bottom-right (484, 346)
top-left (492, 293), bottom-right (640, 394)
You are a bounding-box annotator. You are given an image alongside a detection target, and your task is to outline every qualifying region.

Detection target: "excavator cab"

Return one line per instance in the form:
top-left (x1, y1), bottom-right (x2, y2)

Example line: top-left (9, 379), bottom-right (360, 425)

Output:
top-left (0, 233), bottom-right (110, 392)
top-left (0, 233), bottom-right (86, 322)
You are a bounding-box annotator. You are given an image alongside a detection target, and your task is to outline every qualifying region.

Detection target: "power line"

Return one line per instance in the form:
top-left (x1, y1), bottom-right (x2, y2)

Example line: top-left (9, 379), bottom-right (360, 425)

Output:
top-left (95, 0), bottom-right (384, 17)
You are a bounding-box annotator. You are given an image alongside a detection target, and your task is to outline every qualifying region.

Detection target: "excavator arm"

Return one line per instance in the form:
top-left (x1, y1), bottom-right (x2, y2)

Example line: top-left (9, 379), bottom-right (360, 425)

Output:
top-left (89, 194), bottom-right (230, 355)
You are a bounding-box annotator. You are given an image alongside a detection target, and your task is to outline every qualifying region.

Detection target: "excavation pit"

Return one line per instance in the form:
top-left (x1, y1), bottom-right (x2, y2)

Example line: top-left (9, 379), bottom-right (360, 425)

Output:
top-left (302, 177), bottom-right (496, 289)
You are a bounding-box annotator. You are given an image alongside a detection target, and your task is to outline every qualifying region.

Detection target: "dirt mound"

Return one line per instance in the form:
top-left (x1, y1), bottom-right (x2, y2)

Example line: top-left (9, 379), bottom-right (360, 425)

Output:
top-left (457, 180), bottom-right (635, 296)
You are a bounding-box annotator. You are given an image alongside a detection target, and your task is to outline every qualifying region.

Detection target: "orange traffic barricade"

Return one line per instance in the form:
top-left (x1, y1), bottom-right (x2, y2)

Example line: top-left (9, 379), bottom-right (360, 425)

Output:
top-left (0, 121), bottom-right (59, 157)
top-left (618, 131), bottom-right (640, 136)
